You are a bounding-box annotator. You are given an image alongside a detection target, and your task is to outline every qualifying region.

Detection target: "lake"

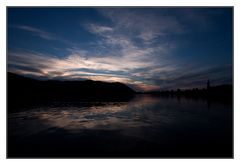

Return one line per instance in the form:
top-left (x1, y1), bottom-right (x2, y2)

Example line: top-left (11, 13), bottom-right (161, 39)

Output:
top-left (8, 94), bottom-right (233, 158)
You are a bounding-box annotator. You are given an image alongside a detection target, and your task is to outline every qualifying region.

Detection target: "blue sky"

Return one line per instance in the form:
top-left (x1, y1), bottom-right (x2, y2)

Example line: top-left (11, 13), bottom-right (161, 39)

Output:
top-left (8, 8), bottom-right (232, 91)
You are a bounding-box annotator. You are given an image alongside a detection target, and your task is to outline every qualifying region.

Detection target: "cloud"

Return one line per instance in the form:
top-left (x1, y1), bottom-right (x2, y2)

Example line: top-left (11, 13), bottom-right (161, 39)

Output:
top-left (8, 48), bottom-right (153, 75)
top-left (8, 50), bottom-right (160, 91)
top-left (16, 25), bottom-right (56, 40)
top-left (14, 25), bottom-right (75, 46)
top-left (83, 9), bottom-right (178, 71)
top-left (147, 65), bottom-right (233, 90)
top-left (97, 9), bottom-right (184, 41)
top-left (87, 24), bottom-right (114, 34)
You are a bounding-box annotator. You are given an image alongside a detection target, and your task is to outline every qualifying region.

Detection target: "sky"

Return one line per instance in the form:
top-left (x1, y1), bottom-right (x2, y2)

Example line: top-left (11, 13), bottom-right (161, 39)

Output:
top-left (8, 8), bottom-right (233, 91)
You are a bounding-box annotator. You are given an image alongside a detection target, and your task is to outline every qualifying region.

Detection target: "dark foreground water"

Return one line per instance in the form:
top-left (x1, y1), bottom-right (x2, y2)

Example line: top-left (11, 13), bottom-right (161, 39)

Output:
top-left (8, 94), bottom-right (233, 158)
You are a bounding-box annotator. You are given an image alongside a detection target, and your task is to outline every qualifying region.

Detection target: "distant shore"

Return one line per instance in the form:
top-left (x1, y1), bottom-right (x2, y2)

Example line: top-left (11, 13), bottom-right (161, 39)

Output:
top-left (8, 72), bottom-right (233, 112)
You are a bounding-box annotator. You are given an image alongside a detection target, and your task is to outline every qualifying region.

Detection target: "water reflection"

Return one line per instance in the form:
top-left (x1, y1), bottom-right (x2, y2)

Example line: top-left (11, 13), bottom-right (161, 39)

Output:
top-left (9, 95), bottom-right (163, 137)
top-left (8, 94), bottom-right (232, 157)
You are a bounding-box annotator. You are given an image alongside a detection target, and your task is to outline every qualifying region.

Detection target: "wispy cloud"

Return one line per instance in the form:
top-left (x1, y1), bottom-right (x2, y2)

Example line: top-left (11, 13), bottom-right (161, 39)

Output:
top-left (145, 64), bottom-right (233, 90)
top-left (87, 24), bottom-right (114, 34)
top-left (84, 9), bottom-right (178, 64)
top-left (97, 9), bottom-right (184, 41)
top-left (14, 25), bottom-right (75, 46)
top-left (8, 50), bottom-right (160, 91)
top-left (16, 25), bottom-right (56, 40)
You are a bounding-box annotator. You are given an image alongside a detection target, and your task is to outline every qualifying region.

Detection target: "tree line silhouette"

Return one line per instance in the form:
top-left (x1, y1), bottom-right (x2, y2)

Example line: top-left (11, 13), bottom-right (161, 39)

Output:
top-left (144, 80), bottom-right (232, 103)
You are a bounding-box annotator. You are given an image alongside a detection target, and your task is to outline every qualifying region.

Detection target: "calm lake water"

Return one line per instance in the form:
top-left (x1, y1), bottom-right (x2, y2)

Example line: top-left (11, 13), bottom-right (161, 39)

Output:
top-left (8, 94), bottom-right (232, 158)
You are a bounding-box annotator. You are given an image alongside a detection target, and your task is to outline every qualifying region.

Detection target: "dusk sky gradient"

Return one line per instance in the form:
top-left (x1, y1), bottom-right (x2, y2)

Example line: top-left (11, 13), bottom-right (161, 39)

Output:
top-left (8, 8), bottom-right (233, 91)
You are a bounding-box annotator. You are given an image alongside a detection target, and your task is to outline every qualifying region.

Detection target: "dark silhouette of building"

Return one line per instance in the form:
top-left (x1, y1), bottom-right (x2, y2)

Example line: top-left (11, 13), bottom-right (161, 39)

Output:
top-left (207, 79), bottom-right (210, 91)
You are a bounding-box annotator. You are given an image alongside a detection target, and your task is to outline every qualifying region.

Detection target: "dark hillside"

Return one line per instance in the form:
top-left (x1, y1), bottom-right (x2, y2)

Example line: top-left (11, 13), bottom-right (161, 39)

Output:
top-left (8, 72), bottom-right (136, 111)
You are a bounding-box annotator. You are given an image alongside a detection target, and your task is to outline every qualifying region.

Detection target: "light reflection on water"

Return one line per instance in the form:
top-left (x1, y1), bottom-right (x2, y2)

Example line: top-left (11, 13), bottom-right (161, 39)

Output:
top-left (8, 94), bottom-right (232, 151)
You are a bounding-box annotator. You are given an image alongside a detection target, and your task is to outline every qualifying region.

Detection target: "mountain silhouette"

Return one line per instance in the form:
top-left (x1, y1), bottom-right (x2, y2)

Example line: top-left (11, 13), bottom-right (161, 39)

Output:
top-left (8, 72), bottom-right (136, 111)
